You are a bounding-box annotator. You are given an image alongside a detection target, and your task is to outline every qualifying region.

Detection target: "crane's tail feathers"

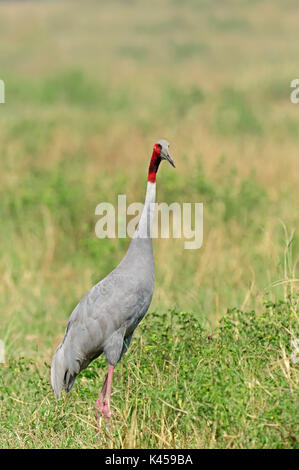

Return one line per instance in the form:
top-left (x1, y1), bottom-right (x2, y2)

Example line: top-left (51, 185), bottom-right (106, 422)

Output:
top-left (51, 344), bottom-right (80, 398)
top-left (64, 369), bottom-right (77, 394)
top-left (51, 345), bottom-right (66, 398)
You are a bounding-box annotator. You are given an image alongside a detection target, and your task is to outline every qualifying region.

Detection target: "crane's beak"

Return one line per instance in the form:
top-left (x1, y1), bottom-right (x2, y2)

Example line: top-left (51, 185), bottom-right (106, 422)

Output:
top-left (164, 152), bottom-right (176, 168)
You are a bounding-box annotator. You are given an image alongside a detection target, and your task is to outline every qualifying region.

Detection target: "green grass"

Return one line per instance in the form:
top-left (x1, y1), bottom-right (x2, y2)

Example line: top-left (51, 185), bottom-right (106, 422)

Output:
top-left (0, 0), bottom-right (298, 448)
top-left (1, 296), bottom-right (298, 448)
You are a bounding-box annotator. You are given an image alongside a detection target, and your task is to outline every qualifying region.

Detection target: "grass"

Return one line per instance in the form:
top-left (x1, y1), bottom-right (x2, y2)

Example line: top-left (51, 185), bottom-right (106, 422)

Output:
top-left (1, 295), bottom-right (298, 448)
top-left (0, 0), bottom-right (298, 448)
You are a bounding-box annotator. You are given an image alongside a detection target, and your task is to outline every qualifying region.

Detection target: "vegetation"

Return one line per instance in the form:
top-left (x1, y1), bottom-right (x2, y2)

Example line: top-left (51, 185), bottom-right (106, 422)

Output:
top-left (0, 0), bottom-right (298, 448)
top-left (1, 297), bottom-right (298, 448)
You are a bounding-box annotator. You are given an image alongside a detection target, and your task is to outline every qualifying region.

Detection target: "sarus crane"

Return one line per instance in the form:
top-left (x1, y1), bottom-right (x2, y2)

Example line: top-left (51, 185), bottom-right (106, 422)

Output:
top-left (51, 139), bottom-right (175, 420)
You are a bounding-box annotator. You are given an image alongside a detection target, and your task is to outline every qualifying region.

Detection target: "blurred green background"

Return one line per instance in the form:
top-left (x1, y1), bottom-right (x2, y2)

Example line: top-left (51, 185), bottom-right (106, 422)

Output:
top-left (0, 0), bottom-right (298, 448)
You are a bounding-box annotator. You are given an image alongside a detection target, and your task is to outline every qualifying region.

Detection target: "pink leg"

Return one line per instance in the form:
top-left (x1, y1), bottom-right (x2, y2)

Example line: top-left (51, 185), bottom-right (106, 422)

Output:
top-left (102, 365), bottom-right (114, 419)
top-left (95, 365), bottom-right (114, 421)
top-left (95, 373), bottom-right (108, 422)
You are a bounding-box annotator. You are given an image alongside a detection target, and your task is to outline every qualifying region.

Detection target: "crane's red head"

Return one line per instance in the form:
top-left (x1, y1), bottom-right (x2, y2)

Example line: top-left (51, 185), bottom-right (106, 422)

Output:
top-left (148, 139), bottom-right (175, 183)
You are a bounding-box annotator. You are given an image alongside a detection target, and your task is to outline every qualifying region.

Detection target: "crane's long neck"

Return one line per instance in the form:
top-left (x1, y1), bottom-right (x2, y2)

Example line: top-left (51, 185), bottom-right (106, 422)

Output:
top-left (133, 181), bottom-right (156, 239)
top-left (133, 148), bottom-right (160, 239)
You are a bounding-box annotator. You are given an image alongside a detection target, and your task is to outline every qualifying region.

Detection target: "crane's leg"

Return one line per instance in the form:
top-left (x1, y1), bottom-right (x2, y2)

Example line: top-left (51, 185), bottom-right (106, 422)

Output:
top-left (102, 364), bottom-right (114, 419)
top-left (95, 365), bottom-right (114, 421)
top-left (95, 373), bottom-right (108, 421)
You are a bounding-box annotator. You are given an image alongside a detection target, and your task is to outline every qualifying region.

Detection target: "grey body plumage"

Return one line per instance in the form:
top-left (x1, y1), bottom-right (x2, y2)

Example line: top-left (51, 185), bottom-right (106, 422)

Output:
top-left (51, 238), bottom-right (154, 397)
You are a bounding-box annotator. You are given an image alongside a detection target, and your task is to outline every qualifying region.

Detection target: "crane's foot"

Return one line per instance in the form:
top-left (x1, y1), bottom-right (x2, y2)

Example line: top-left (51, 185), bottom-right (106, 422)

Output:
top-left (95, 399), bottom-right (103, 423)
top-left (95, 399), bottom-right (113, 422)
top-left (102, 401), bottom-right (113, 419)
